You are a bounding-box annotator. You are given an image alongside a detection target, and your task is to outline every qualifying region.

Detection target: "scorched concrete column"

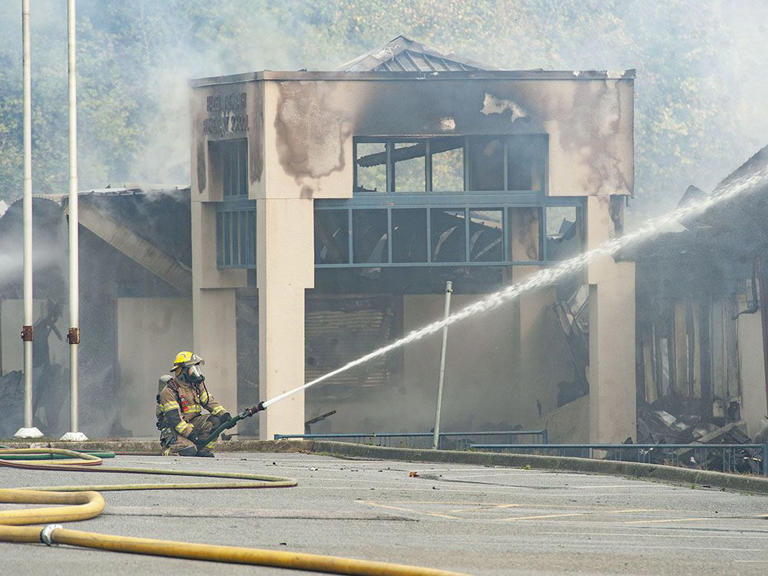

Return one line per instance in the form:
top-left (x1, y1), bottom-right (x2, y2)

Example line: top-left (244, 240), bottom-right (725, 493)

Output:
top-left (587, 196), bottom-right (636, 443)
top-left (257, 198), bottom-right (314, 439)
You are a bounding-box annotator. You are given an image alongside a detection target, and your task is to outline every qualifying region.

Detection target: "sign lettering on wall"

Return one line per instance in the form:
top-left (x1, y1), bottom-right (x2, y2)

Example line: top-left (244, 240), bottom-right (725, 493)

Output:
top-left (203, 92), bottom-right (248, 137)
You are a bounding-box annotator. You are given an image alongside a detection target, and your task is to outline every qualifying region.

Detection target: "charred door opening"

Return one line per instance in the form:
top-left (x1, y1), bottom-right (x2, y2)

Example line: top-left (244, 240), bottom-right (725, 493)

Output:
top-left (304, 295), bottom-right (402, 431)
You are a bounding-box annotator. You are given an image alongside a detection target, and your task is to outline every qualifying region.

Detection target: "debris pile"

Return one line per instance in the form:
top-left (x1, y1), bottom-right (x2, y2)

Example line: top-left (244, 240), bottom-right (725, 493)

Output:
top-left (635, 402), bottom-right (762, 474)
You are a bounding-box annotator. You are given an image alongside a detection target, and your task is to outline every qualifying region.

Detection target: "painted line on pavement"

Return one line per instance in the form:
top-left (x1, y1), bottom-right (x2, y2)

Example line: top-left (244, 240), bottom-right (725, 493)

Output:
top-left (624, 517), bottom-right (713, 525)
top-left (357, 500), bottom-right (460, 520)
top-left (534, 529), bottom-right (768, 540)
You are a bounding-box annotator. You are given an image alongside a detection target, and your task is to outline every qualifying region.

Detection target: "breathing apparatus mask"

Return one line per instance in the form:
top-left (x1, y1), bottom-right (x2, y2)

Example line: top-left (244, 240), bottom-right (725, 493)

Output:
top-left (186, 364), bottom-right (204, 386)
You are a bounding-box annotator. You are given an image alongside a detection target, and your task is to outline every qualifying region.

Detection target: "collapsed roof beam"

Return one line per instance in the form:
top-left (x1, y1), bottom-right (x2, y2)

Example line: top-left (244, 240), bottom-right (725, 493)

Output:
top-left (74, 201), bottom-right (192, 294)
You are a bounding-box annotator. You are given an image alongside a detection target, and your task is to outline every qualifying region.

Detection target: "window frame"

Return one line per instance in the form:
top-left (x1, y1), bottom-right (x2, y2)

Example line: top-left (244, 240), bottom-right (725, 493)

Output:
top-left (212, 138), bottom-right (255, 269)
top-left (314, 196), bottom-right (584, 269)
top-left (353, 134), bottom-right (548, 196)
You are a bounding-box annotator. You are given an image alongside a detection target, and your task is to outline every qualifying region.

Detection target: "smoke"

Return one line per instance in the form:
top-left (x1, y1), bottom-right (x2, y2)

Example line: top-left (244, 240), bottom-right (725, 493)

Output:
top-left (0, 1), bottom-right (766, 214)
top-left (0, 231), bottom-right (64, 292)
top-left (266, 164), bottom-right (768, 409)
top-left (0, 248), bottom-right (23, 284)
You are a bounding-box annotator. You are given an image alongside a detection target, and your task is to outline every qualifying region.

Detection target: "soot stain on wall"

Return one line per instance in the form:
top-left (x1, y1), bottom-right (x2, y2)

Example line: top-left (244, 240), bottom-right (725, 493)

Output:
top-left (249, 83), bottom-right (264, 185)
top-left (349, 81), bottom-right (542, 136)
top-left (513, 80), bottom-right (632, 196)
top-left (570, 80), bottom-right (629, 195)
top-left (196, 138), bottom-right (206, 194)
top-left (194, 101), bottom-right (207, 193)
top-left (274, 82), bottom-right (351, 188)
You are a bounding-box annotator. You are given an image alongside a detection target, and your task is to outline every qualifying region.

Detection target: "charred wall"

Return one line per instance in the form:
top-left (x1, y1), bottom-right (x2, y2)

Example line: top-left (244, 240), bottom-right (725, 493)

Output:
top-left (267, 75), bottom-right (633, 200)
top-left (191, 81), bottom-right (265, 200)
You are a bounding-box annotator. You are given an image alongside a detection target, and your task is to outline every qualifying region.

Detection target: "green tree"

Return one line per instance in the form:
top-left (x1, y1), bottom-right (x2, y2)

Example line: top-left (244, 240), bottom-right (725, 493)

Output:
top-left (0, 0), bottom-right (764, 222)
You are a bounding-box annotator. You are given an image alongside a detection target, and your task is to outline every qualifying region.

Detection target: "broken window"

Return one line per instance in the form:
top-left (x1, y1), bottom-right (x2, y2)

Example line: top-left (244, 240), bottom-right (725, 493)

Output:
top-left (469, 209), bottom-right (503, 262)
top-left (507, 135), bottom-right (546, 192)
top-left (210, 138), bottom-right (248, 197)
top-left (340, 134), bottom-right (555, 267)
top-left (431, 137), bottom-right (465, 192)
top-left (392, 142), bottom-right (426, 193)
top-left (431, 208), bottom-right (466, 262)
top-left (355, 142), bottom-right (387, 193)
top-left (315, 210), bottom-right (349, 265)
top-left (468, 137), bottom-right (504, 191)
top-left (545, 206), bottom-right (582, 260)
top-left (391, 209), bottom-right (427, 263)
top-left (353, 209), bottom-right (388, 263)
top-left (353, 135), bottom-right (546, 195)
top-left (508, 207), bottom-right (541, 261)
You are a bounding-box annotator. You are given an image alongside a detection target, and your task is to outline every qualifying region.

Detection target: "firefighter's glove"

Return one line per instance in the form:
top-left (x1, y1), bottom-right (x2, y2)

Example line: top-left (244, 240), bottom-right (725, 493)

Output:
top-left (221, 412), bottom-right (232, 422)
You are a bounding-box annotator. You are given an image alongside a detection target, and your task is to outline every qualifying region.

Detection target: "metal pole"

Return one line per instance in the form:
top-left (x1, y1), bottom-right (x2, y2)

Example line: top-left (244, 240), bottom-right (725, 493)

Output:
top-left (62, 0), bottom-right (86, 441)
top-left (15, 0), bottom-right (42, 439)
top-left (432, 280), bottom-right (452, 450)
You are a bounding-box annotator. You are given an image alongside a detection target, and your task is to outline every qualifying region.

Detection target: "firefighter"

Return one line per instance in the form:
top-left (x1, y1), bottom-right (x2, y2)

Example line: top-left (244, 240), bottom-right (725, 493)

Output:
top-left (156, 351), bottom-right (231, 457)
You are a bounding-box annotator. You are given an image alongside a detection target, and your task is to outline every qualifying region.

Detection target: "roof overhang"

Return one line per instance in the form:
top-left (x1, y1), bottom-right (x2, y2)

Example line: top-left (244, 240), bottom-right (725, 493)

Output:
top-left (189, 69), bottom-right (636, 88)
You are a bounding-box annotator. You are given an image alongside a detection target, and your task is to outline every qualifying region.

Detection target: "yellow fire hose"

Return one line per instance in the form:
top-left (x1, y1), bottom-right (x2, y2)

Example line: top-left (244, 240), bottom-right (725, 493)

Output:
top-left (0, 448), bottom-right (468, 576)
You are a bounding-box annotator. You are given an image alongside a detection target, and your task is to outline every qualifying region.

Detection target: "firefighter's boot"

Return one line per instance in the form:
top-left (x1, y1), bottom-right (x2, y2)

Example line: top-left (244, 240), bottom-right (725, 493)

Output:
top-left (178, 445), bottom-right (197, 457)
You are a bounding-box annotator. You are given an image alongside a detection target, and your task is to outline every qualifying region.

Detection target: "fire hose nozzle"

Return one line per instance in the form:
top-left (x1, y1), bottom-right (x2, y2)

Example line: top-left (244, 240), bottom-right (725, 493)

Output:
top-left (240, 402), bottom-right (265, 418)
top-left (197, 402), bottom-right (267, 447)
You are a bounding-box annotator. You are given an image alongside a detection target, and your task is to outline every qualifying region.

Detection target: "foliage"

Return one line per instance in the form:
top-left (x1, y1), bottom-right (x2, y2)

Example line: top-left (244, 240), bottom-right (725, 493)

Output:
top-left (0, 0), bottom-right (764, 221)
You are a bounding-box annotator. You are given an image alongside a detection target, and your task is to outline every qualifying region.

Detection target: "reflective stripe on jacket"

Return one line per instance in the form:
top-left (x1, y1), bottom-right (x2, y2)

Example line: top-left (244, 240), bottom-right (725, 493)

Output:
top-left (157, 378), bottom-right (227, 438)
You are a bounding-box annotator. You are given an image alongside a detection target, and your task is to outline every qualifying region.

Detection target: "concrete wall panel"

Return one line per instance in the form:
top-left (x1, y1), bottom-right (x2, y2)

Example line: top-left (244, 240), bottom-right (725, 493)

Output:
top-left (193, 289), bottom-right (239, 423)
top-left (117, 297), bottom-right (191, 437)
top-left (546, 394), bottom-right (590, 443)
top-left (739, 312), bottom-right (767, 437)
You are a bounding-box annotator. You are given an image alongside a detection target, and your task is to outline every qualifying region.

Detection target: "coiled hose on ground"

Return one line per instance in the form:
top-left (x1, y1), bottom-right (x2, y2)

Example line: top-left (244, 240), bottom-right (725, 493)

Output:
top-left (0, 447), bottom-right (467, 576)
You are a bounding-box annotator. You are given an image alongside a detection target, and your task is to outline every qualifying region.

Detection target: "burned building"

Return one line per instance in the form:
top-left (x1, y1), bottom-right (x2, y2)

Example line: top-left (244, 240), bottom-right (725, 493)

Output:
top-left (632, 146), bottom-right (768, 442)
top-left (0, 188), bottom-right (191, 438)
top-left (189, 36), bottom-right (636, 442)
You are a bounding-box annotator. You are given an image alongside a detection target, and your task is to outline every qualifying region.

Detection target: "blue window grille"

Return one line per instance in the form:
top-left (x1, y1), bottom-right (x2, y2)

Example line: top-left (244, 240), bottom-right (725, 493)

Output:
top-left (216, 200), bottom-right (256, 269)
top-left (212, 138), bottom-right (254, 269)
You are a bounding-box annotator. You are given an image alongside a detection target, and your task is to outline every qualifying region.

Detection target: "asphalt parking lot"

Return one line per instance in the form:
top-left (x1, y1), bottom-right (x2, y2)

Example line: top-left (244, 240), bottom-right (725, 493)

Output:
top-left (3, 451), bottom-right (768, 575)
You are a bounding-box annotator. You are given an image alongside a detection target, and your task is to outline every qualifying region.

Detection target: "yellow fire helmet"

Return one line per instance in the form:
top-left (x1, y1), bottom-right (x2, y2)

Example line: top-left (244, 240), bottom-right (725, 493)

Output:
top-left (172, 351), bottom-right (204, 371)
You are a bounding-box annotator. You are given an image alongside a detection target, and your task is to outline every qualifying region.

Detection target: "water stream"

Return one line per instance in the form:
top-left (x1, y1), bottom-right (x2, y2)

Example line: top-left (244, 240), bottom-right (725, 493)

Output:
top-left (263, 166), bottom-right (768, 409)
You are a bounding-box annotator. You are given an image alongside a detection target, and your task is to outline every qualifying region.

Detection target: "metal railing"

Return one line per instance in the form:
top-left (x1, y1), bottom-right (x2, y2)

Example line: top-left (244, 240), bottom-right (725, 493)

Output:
top-left (274, 430), bottom-right (548, 450)
top-left (469, 443), bottom-right (768, 475)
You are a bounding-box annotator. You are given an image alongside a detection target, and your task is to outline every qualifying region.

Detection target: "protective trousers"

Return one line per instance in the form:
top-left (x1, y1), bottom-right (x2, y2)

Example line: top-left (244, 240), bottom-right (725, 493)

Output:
top-left (164, 414), bottom-right (216, 455)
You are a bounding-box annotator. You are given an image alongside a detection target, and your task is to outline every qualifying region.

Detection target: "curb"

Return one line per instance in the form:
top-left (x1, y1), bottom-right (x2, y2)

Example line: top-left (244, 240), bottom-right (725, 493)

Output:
top-left (3, 438), bottom-right (768, 494)
top-left (305, 441), bottom-right (768, 494)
